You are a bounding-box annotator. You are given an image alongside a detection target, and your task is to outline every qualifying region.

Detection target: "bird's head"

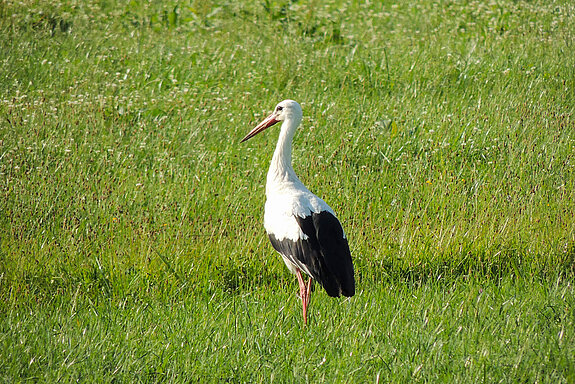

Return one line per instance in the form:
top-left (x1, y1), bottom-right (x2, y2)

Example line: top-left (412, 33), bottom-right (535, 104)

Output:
top-left (241, 100), bottom-right (302, 143)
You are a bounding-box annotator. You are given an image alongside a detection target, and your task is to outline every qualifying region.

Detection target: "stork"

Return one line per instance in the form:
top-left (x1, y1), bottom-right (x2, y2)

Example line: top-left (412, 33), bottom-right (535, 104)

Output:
top-left (241, 100), bottom-right (355, 325)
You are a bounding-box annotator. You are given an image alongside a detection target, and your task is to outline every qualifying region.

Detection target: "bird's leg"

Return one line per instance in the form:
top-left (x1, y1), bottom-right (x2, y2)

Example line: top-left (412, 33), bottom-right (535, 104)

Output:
top-left (305, 277), bottom-right (312, 311)
top-left (296, 270), bottom-right (309, 325)
top-left (296, 269), bottom-right (306, 299)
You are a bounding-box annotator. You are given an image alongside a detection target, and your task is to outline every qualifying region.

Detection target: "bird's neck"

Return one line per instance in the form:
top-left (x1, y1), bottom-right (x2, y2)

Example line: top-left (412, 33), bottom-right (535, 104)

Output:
top-left (266, 119), bottom-right (302, 190)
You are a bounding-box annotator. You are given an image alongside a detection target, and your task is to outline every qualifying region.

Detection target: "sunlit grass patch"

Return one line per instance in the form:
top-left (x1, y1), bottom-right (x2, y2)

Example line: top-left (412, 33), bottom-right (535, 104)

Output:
top-left (1, 0), bottom-right (574, 381)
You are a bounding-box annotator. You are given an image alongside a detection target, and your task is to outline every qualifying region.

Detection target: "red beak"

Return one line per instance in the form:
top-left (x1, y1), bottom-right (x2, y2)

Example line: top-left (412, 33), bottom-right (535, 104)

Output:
top-left (241, 113), bottom-right (280, 143)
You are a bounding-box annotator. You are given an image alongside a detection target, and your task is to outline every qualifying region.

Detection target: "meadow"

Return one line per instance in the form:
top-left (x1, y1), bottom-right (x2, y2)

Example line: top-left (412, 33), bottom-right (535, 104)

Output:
top-left (1, 0), bottom-right (574, 382)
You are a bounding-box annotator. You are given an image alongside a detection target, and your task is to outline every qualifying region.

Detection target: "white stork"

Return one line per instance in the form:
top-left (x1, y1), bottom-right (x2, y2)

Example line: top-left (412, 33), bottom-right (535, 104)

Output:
top-left (241, 100), bottom-right (355, 325)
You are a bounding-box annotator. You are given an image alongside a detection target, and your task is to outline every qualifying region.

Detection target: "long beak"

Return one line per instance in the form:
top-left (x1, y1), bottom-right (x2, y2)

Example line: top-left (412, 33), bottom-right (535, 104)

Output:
top-left (240, 113), bottom-right (280, 143)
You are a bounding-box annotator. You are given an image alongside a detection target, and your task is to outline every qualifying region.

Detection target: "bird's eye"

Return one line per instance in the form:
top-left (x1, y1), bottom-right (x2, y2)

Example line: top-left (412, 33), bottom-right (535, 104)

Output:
top-left (276, 106), bottom-right (283, 112)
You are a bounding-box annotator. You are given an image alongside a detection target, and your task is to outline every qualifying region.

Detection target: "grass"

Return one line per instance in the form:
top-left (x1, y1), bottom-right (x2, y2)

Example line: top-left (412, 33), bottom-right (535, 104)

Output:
top-left (3, 276), bottom-right (574, 382)
top-left (1, 0), bottom-right (574, 382)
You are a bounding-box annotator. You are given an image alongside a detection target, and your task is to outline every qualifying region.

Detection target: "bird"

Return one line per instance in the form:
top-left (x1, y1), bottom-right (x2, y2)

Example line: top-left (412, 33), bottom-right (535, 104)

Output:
top-left (241, 99), bottom-right (355, 325)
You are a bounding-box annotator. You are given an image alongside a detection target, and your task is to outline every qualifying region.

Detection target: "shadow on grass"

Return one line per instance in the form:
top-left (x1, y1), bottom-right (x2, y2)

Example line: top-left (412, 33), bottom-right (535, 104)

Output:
top-left (2, 243), bottom-right (574, 307)
top-left (358, 243), bottom-right (575, 288)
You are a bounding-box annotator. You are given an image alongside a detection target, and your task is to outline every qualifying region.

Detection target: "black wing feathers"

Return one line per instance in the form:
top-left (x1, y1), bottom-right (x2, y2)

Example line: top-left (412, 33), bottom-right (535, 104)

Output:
top-left (294, 211), bottom-right (355, 297)
top-left (311, 212), bottom-right (355, 297)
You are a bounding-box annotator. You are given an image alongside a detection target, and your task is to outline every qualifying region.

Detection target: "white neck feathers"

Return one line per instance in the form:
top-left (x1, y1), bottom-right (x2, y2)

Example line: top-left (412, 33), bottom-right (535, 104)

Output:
top-left (266, 116), bottom-right (303, 191)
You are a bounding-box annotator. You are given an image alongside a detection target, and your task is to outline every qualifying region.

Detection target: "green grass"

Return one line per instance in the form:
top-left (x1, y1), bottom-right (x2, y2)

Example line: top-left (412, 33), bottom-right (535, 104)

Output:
top-left (1, 0), bottom-right (575, 382)
top-left (2, 276), bottom-right (574, 382)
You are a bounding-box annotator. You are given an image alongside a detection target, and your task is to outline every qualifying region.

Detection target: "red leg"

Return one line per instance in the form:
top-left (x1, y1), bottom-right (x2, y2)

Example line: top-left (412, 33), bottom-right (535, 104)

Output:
top-left (305, 277), bottom-right (312, 309)
top-left (296, 269), bottom-right (306, 298)
top-left (296, 270), bottom-right (310, 325)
